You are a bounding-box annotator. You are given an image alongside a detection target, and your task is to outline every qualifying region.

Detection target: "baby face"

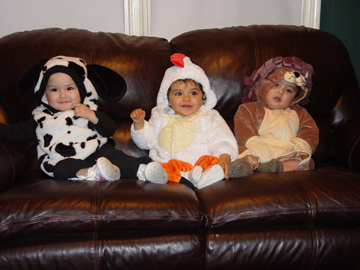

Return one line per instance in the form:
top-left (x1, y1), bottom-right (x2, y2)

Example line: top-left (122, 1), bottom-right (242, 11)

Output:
top-left (265, 80), bottom-right (298, 110)
top-left (44, 73), bottom-right (81, 111)
top-left (168, 80), bottom-right (205, 116)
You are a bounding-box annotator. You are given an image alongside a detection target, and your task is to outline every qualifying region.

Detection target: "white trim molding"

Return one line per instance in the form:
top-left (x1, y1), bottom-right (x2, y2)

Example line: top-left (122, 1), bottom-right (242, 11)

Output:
top-left (124, 0), bottom-right (150, 36)
top-left (301, 0), bottom-right (321, 29)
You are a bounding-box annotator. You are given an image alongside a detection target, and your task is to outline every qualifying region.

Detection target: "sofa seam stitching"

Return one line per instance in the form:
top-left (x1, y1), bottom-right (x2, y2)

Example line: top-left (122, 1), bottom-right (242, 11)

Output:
top-left (248, 27), bottom-right (260, 68)
top-left (294, 177), bottom-right (317, 223)
top-left (308, 223), bottom-right (319, 270)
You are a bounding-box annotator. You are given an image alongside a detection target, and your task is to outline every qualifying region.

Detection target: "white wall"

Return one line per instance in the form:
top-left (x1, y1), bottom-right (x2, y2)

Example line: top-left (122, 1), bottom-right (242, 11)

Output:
top-left (150, 0), bottom-right (302, 41)
top-left (0, 0), bottom-right (125, 37)
top-left (0, 0), bottom-right (302, 40)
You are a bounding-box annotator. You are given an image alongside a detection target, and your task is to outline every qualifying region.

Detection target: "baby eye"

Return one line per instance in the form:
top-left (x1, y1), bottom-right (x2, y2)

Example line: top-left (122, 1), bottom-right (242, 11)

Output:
top-left (286, 88), bottom-right (293, 93)
top-left (50, 88), bottom-right (58, 92)
top-left (67, 86), bottom-right (75, 91)
top-left (274, 83), bottom-right (280, 87)
top-left (190, 91), bottom-right (199, 96)
top-left (174, 91), bottom-right (182, 96)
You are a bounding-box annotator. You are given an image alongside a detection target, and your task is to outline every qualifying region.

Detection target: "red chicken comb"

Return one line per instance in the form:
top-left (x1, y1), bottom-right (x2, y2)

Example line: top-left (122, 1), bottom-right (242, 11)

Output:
top-left (170, 53), bottom-right (186, 67)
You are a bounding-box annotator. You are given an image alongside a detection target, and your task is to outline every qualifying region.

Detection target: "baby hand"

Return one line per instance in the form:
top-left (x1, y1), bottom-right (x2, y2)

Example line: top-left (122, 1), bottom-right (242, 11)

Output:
top-left (130, 109), bottom-right (146, 130)
top-left (130, 108), bottom-right (145, 123)
top-left (217, 154), bottom-right (231, 179)
top-left (73, 103), bottom-right (98, 124)
top-left (218, 161), bottom-right (229, 179)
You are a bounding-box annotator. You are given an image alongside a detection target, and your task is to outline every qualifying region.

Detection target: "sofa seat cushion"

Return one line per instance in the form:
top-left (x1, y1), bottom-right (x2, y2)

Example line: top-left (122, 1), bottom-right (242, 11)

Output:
top-left (198, 167), bottom-right (360, 228)
top-left (0, 178), bottom-right (202, 240)
top-left (205, 223), bottom-right (360, 270)
top-left (0, 229), bottom-right (204, 270)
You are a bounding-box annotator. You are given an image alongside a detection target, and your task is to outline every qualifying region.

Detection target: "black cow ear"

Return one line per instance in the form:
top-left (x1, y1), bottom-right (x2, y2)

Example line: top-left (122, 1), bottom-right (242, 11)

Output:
top-left (18, 59), bottom-right (48, 94)
top-left (87, 65), bottom-right (127, 102)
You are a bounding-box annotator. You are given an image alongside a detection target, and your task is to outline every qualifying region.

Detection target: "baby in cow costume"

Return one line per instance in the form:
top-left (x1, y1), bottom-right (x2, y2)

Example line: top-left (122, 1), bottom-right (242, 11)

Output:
top-left (229, 56), bottom-right (319, 178)
top-left (0, 55), bottom-right (156, 181)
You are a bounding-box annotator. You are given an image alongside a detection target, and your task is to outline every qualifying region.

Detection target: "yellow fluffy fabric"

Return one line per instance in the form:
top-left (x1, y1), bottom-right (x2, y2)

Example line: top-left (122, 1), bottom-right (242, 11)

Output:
top-left (159, 111), bottom-right (203, 154)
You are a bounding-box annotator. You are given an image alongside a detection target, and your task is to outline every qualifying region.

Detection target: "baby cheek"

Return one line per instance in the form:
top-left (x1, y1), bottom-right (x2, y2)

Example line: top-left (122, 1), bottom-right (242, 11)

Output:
top-left (44, 92), bottom-right (53, 103)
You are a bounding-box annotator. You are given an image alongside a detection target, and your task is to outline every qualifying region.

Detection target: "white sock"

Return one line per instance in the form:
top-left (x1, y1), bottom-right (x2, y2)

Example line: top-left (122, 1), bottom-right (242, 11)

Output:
top-left (196, 165), bottom-right (225, 189)
top-left (136, 164), bottom-right (147, 181)
top-left (188, 166), bottom-right (203, 185)
top-left (137, 162), bottom-right (168, 184)
top-left (181, 166), bottom-right (203, 186)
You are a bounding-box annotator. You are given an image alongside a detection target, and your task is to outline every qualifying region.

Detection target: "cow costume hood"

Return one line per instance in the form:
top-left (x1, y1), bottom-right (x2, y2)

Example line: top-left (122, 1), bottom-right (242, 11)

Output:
top-left (19, 55), bottom-right (127, 109)
top-left (35, 56), bottom-right (95, 111)
top-left (18, 55), bottom-right (127, 177)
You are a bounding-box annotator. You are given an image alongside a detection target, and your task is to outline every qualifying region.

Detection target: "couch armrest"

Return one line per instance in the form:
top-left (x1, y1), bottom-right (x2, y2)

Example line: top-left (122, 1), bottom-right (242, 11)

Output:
top-left (0, 140), bottom-right (30, 191)
top-left (328, 119), bottom-right (360, 171)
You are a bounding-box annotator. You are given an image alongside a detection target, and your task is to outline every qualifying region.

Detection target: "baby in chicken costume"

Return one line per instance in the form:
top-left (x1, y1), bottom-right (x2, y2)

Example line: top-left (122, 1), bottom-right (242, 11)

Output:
top-left (130, 53), bottom-right (238, 189)
top-left (228, 56), bottom-right (319, 178)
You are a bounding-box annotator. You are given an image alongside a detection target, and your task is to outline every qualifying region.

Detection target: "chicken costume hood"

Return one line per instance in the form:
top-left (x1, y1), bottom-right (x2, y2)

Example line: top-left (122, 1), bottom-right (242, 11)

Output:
top-left (156, 53), bottom-right (217, 115)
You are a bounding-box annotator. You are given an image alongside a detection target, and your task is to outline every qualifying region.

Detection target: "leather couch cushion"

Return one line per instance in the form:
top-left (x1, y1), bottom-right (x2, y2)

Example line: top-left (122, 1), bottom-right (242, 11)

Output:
top-left (198, 167), bottom-right (360, 228)
top-left (0, 178), bottom-right (202, 240)
top-left (205, 223), bottom-right (360, 269)
top-left (0, 229), bottom-right (204, 270)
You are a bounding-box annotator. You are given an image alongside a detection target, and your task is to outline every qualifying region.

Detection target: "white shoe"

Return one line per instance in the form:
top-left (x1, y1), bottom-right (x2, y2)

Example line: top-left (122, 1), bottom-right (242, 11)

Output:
top-left (87, 157), bottom-right (121, 181)
top-left (141, 162), bottom-right (168, 184)
top-left (188, 166), bottom-right (203, 186)
top-left (197, 164), bottom-right (225, 189)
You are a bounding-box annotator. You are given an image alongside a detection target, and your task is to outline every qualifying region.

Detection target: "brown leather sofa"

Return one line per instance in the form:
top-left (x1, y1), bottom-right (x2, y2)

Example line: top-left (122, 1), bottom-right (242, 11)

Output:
top-left (1, 25), bottom-right (360, 270)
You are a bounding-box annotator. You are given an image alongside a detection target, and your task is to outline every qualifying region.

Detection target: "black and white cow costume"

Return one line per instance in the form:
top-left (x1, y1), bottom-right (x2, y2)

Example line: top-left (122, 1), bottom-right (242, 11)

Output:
top-left (18, 56), bottom-right (128, 178)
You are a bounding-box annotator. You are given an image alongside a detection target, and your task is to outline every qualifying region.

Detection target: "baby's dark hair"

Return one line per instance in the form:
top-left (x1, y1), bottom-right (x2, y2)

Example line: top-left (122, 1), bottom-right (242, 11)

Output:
top-left (167, 79), bottom-right (206, 100)
top-left (294, 85), bottom-right (301, 98)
